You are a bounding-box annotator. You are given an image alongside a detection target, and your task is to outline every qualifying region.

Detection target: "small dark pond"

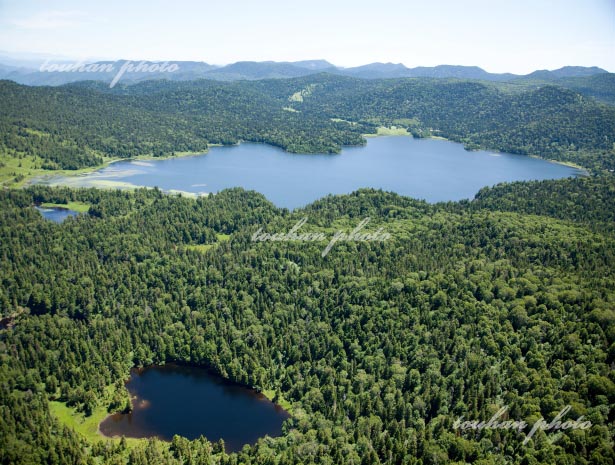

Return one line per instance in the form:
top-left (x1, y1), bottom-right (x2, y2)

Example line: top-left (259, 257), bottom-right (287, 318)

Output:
top-left (35, 206), bottom-right (79, 223)
top-left (99, 364), bottom-right (290, 452)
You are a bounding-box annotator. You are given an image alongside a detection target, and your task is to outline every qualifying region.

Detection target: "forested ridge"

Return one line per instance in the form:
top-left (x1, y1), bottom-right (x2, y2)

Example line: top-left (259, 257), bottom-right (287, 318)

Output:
top-left (1, 74), bottom-right (614, 181)
top-left (0, 78), bottom-right (366, 173)
top-left (279, 76), bottom-right (615, 171)
top-left (2, 59), bottom-right (612, 104)
top-left (1, 176), bottom-right (614, 464)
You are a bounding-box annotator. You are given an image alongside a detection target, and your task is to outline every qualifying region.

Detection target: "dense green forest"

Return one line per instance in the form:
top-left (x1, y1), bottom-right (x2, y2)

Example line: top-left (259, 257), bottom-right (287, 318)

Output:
top-left (1, 74), bottom-right (614, 182)
top-left (537, 73), bottom-right (615, 106)
top-left (277, 76), bottom-right (615, 171)
top-left (1, 176), bottom-right (614, 464)
top-left (0, 78), bottom-right (366, 174)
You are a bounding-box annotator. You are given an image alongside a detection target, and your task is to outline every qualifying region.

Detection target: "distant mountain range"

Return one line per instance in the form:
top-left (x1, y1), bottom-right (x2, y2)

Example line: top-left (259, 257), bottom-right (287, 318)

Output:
top-left (0, 57), bottom-right (612, 103)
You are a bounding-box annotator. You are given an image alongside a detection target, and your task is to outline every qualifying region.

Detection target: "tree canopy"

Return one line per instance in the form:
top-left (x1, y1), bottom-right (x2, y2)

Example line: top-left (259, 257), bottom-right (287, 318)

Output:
top-left (1, 176), bottom-right (614, 464)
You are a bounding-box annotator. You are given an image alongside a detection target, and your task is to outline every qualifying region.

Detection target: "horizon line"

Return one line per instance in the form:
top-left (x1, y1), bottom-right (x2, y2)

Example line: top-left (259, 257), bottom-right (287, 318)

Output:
top-left (0, 51), bottom-right (613, 75)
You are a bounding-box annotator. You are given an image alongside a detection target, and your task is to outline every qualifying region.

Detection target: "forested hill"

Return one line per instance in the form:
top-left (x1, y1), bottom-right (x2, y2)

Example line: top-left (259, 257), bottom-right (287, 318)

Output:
top-left (0, 78), bottom-right (366, 172)
top-left (1, 75), bottom-right (614, 183)
top-left (279, 75), bottom-right (615, 171)
top-left (1, 176), bottom-right (614, 464)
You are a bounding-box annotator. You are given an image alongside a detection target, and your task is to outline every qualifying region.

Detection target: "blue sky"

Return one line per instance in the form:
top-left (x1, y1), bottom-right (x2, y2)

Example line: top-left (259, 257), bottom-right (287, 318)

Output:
top-left (0, 0), bottom-right (613, 73)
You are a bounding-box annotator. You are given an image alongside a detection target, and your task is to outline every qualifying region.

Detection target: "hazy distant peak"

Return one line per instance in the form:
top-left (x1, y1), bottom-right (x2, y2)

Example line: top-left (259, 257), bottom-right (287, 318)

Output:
top-left (523, 66), bottom-right (608, 80)
top-left (0, 58), bottom-right (610, 99)
top-left (291, 60), bottom-right (335, 70)
top-left (350, 62), bottom-right (408, 70)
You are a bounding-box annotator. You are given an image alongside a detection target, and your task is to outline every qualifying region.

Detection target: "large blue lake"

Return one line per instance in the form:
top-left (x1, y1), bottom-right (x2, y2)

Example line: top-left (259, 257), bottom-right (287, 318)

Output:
top-left (35, 136), bottom-right (585, 209)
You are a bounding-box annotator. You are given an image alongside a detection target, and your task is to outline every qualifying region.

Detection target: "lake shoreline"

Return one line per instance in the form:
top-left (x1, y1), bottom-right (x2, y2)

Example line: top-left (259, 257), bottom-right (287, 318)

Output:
top-left (25, 136), bottom-right (588, 209)
top-left (129, 360), bottom-right (292, 412)
top-left (363, 130), bottom-right (589, 173)
top-left (14, 134), bottom-right (590, 191)
top-left (21, 148), bottom-right (213, 189)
